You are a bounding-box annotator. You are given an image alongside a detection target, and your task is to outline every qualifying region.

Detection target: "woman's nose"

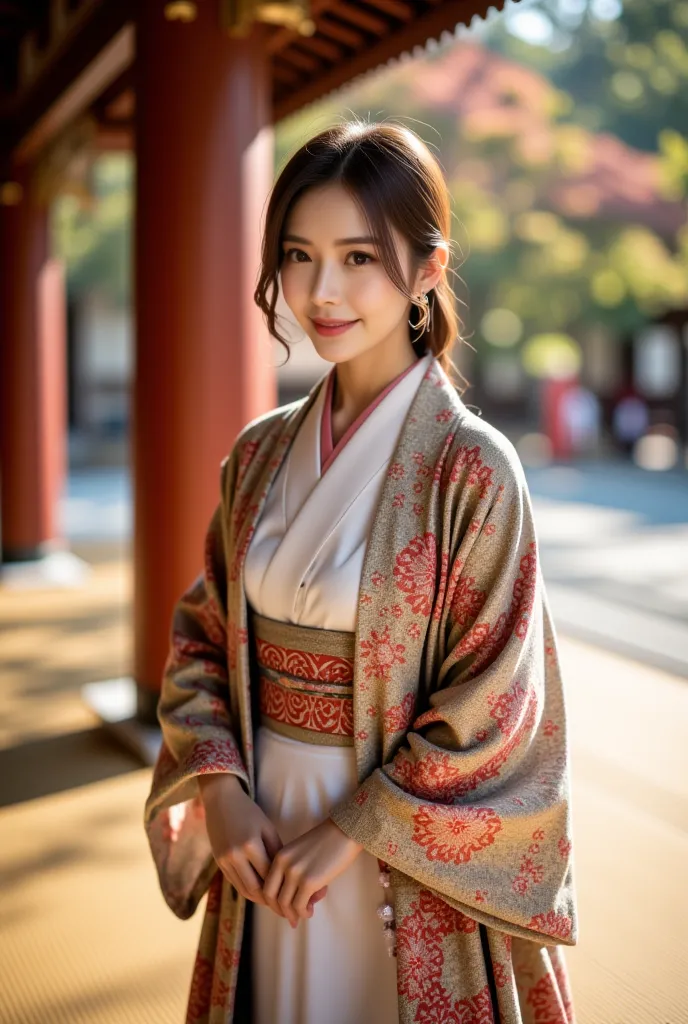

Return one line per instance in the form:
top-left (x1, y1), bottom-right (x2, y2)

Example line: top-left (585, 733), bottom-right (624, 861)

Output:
top-left (311, 260), bottom-right (342, 306)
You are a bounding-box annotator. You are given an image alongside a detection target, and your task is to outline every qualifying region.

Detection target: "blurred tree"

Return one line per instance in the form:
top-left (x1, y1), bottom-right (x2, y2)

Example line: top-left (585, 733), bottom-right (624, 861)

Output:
top-left (482, 0), bottom-right (688, 154)
top-left (52, 153), bottom-right (132, 309)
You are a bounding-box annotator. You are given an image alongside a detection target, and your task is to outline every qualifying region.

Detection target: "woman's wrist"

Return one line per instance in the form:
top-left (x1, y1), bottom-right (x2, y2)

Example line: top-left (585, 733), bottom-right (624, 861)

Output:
top-left (197, 772), bottom-right (243, 804)
top-left (327, 816), bottom-right (364, 853)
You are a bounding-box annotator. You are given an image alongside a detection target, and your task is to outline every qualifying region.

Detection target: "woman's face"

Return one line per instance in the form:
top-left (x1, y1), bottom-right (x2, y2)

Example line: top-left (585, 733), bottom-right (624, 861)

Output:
top-left (279, 184), bottom-right (421, 367)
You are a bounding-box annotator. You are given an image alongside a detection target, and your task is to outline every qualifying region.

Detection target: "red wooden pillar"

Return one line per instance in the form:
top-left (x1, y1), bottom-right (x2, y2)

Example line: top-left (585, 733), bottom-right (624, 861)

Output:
top-left (134, 2), bottom-right (276, 720)
top-left (0, 169), bottom-right (67, 562)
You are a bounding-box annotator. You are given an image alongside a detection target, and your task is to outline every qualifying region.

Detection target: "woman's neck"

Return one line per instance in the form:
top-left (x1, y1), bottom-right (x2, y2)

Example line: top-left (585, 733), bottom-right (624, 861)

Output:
top-left (332, 339), bottom-right (418, 443)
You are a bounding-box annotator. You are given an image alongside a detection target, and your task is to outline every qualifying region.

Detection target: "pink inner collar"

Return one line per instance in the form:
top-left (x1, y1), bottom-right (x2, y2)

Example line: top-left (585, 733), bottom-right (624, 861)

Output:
top-left (319, 359), bottom-right (420, 476)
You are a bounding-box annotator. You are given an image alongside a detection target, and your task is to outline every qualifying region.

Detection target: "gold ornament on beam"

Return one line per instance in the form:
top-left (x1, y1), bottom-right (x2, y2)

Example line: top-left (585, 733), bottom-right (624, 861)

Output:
top-left (164, 1), bottom-right (198, 21)
top-left (220, 0), bottom-right (315, 37)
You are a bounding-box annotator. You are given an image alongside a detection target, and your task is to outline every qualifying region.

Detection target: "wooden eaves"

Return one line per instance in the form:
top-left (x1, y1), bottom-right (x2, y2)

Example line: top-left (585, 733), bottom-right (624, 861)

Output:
top-left (0, 0), bottom-right (508, 161)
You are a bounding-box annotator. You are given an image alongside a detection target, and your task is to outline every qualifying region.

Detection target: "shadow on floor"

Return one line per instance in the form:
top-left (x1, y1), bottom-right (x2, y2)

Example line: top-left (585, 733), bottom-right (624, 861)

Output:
top-left (0, 727), bottom-right (142, 808)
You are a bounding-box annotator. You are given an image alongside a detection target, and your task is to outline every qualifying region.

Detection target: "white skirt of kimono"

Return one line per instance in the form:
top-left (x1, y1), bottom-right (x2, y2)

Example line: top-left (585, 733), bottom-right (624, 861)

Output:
top-left (252, 726), bottom-right (399, 1024)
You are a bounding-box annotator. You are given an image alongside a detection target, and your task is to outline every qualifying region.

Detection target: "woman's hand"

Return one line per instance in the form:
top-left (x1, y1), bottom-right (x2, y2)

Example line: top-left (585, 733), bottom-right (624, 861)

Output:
top-left (197, 773), bottom-right (284, 911)
top-left (262, 818), bottom-right (364, 928)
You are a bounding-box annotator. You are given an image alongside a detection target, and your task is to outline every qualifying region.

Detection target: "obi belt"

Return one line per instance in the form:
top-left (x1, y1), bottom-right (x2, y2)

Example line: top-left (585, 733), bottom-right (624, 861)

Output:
top-left (252, 612), bottom-right (355, 747)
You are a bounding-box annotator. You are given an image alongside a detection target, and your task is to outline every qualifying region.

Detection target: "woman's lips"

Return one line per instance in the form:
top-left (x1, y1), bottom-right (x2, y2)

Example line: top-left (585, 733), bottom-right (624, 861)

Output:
top-left (310, 318), bottom-right (359, 337)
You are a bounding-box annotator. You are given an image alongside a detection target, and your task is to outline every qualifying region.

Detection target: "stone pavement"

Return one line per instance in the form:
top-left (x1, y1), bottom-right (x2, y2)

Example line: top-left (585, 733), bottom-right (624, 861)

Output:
top-left (528, 462), bottom-right (688, 678)
top-left (1, 538), bottom-right (687, 1023)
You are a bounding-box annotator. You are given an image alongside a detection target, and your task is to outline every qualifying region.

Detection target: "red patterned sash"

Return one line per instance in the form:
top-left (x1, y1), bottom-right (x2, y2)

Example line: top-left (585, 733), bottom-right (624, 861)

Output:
top-left (252, 613), bottom-right (355, 746)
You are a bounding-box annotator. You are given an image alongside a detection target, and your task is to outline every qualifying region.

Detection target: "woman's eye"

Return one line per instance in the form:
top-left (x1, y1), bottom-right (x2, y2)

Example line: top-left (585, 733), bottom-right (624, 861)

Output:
top-left (284, 248), bottom-right (310, 263)
top-left (347, 251), bottom-right (375, 266)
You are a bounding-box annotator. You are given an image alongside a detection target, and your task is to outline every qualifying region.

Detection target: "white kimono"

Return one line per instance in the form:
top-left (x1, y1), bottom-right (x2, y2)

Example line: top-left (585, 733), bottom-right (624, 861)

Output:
top-left (244, 355), bottom-right (431, 1024)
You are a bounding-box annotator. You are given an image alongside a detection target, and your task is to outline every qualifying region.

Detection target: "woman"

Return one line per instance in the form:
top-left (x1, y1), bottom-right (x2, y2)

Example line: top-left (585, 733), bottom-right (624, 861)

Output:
top-left (145, 121), bottom-right (577, 1024)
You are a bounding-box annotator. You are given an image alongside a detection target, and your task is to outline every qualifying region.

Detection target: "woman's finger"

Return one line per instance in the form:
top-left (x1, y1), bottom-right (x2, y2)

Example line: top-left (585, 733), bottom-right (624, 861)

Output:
top-left (263, 857), bottom-right (287, 919)
top-left (219, 861), bottom-right (243, 898)
top-left (262, 890), bottom-right (285, 919)
top-left (293, 879), bottom-right (318, 922)
top-left (233, 856), bottom-right (267, 905)
top-left (245, 839), bottom-right (271, 882)
top-left (276, 870), bottom-right (300, 928)
top-left (248, 840), bottom-right (286, 918)
top-left (307, 885), bottom-right (328, 914)
top-left (262, 823), bottom-right (284, 860)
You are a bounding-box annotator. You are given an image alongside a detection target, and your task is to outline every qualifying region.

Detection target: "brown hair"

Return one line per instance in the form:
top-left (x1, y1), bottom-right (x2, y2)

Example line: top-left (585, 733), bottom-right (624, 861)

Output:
top-left (254, 119), bottom-right (463, 377)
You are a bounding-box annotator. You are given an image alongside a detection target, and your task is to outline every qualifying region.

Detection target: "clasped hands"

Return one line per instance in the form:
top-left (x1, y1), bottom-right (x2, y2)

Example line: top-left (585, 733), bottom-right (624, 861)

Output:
top-left (198, 773), bottom-right (363, 929)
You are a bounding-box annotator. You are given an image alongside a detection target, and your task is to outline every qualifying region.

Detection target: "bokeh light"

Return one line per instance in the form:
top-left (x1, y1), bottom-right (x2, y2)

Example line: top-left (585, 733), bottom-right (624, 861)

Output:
top-left (480, 307), bottom-right (523, 347)
top-left (522, 333), bottom-right (583, 379)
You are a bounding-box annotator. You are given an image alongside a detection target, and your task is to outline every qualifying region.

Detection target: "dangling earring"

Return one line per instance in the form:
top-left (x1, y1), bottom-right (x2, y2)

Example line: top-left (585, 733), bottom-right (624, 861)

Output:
top-left (409, 292), bottom-right (430, 336)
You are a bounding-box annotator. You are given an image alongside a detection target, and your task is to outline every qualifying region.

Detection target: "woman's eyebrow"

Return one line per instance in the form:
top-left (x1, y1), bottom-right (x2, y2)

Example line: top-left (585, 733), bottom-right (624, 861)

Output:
top-left (282, 234), bottom-right (377, 246)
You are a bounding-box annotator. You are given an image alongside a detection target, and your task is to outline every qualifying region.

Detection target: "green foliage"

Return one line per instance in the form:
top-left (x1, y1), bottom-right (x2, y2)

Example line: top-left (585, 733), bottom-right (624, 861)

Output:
top-left (484, 0), bottom-right (688, 153)
top-left (51, 153), bottom-right (133, 309)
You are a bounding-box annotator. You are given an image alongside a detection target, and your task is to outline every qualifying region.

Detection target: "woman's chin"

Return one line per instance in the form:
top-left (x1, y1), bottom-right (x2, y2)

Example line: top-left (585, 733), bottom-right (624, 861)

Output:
top-left (308, 332), bottom-right (369, 365)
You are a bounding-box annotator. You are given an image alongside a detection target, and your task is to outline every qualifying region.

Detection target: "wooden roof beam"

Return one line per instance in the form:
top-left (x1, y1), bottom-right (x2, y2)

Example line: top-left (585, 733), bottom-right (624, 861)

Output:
top-left (272, 61), bottom-right (303, 85)
top-left (365, 0), bottom-right (413, 21)
top-left (267, 0), bottom-right (397, 56)
top-left (1, 0), bottom-right (134, 159)
top-left (317, 15), bottom-right (365, 49)
top-left (279, 46), bottom-right (321, 73)
top-left (17, 0), bottom-right (95, 92)
top-left (266, 0), bottom-right (332, 55)
top-left (13, 21), bottom-right (134, 162)
top-left (295, 34), bottom-right (343, 62)
top-left (91, 64), bottom-right (133, 120)
top-left (327, 1), bottom-right (388, 34)
top-left (274, 0), bottom-right (501, 121)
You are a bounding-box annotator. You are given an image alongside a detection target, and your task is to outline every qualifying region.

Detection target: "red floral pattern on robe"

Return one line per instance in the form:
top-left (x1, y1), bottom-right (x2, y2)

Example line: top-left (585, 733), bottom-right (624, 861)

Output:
top-left (360, 625), bottom-right (406, 681)
top-left (449, 543), bottom-right (538, 678)
top-left (144, 358), bottom-right (576, 1024)
top-left (384, 692), bottom-right (416, 733)
top-left (449, 444), bottom-right (495, 499)
top-left (450, 575), bottom-right (487, 627)
top-left (397, 888), bottom-right (497, 1023)
top-left (393, 532), bottom-right (437, 616)
top-left (187, 953), bottom-right (213, 1023)
top-left (412, 805), bottom-right (503, 864)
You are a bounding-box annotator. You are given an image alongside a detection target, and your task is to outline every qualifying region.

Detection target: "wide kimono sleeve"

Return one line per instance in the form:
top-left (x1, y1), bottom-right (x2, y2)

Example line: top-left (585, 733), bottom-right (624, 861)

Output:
top-left (330, 451), bottom-right (577, 949)
top-left (144, 455), bottom-right (250, 920)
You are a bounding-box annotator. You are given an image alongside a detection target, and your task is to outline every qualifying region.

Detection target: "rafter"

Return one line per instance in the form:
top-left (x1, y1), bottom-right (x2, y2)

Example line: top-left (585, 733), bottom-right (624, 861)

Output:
top-left (327, 1), bottom-right (388, 34)
top-left (274, 0), bottom-right (501, 121)
top-left (364, 0), bottom-right (413, 20)
top-left (294, 33), bottom-right (343, 62)
top-left (316, 15), bottom-right (365, 48)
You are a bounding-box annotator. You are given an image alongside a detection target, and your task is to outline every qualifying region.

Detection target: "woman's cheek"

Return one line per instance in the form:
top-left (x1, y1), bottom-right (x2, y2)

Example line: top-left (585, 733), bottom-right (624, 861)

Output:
top-left (280, 269), bottom-right (306, 318)
top-left (350, 273), bottom-right (386, 315)
top-left (357, 269), bottom-right (402, 312)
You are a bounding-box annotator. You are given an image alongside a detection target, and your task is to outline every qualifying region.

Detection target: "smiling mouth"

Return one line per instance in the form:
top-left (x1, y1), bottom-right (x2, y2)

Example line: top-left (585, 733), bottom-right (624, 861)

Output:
top-left (311, 318), bottom-right (358, 326)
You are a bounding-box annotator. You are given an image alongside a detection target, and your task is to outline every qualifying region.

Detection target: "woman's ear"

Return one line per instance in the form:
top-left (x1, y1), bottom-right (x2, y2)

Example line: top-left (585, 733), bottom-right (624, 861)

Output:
top-left (414, 242), bottom-right (449, 296)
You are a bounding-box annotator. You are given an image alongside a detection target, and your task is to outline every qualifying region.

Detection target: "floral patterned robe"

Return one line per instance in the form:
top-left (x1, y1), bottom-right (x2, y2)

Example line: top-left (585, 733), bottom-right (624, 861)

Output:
top-left (144, 358), bottom-right (577, 1024)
